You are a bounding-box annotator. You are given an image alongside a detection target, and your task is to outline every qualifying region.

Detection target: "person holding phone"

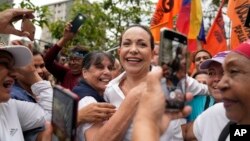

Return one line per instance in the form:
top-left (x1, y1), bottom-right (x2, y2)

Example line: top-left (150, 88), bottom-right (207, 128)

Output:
top-left (44, 23), bottom-right (89, 90)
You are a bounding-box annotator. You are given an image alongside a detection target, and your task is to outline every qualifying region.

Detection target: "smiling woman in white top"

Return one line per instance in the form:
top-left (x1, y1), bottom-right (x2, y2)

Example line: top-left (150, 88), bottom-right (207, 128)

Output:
top-left (77, 24), bottom-right (186, 141)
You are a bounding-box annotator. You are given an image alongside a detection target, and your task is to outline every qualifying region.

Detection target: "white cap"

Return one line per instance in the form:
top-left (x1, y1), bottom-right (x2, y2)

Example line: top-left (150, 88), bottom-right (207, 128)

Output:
top-left (0, 45), bottom-right (32, 67)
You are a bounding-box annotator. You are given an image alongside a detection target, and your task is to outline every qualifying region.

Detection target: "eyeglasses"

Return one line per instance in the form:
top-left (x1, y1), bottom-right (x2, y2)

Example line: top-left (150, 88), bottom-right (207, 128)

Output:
top-left (69, 56), bottom-right (82, 62)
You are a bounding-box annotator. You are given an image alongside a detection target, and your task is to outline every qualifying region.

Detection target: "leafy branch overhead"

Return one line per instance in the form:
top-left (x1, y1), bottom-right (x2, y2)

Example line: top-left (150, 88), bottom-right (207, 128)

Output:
top-left (48, 0), bottom-right (154, 51)
top-left (20, 0), bottom-right (50, 28)
top-left (0, 0), bottom-right (227, 52)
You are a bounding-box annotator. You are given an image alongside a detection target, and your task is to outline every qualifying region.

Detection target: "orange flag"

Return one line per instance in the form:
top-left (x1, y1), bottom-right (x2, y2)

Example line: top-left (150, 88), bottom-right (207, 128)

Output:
top-left (150, 0), bottom-right (182, 42)
top-left (203, 0), bottom-right (226, 56)
top-left (227, 0), bottom-right (250, 49)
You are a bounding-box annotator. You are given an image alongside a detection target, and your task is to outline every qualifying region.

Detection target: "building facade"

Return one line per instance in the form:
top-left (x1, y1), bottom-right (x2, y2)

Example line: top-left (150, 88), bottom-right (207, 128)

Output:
top-left (39, 0), bottom-right (74, 48)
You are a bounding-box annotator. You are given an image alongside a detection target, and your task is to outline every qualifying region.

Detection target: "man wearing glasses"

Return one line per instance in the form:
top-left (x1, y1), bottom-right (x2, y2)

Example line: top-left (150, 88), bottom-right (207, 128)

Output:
top-left (44, 23), bottom-right (89, 90)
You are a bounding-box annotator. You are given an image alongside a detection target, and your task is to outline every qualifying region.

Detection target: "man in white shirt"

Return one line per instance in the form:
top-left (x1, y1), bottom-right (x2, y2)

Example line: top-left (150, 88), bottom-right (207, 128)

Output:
top-left (0, 45), bottom-right (52, 141)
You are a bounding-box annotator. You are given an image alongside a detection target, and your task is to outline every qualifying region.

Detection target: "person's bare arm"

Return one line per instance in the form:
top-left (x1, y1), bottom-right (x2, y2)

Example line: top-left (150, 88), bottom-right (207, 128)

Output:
top-left (56, 23), bottom-right (75, 48)
top-left (36, 121), bottom-right (53, 141)
top-left (77, 103), bottom-right (116, 125)
top-left (85, 83), bottom-right (145, 141)
top-left (185, 121), bottom-right (197, 141)
top-left (44, 23), bottom-right (75, 81)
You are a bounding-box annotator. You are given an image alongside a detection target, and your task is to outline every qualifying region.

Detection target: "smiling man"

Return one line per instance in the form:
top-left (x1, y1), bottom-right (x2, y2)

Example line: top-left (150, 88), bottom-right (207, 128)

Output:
top-left (0, 45), bottom-right (53, 141)
top-left (44, 23), bottom-right (89, 90)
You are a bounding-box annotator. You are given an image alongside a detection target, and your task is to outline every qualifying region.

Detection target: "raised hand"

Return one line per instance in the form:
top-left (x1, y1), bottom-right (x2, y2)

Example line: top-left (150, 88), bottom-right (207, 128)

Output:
top-left (0, 8), bottom-right (34, 36)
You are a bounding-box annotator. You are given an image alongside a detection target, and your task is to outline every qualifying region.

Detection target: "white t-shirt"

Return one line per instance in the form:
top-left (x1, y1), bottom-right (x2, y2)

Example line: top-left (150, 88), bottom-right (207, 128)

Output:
top-left (0, 80), bottom-right (52, 141)
top-left (193, 103), bottom-right (230, 141)
top-left (104, 72), bottom-right (185, 141)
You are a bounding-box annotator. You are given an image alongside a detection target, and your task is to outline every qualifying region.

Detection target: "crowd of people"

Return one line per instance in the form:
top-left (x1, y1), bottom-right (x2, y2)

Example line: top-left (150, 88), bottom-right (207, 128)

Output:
top-left (1, 7), bottom-right (250, 141)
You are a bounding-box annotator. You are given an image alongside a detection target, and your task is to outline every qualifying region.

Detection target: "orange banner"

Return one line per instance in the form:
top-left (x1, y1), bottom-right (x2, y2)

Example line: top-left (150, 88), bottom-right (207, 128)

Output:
top-left (227, 0), bottom-right (250, 49)
top-left (203, 0), bottom-right (226, 56)
top-left (150, 0), bottom-right (182, 42)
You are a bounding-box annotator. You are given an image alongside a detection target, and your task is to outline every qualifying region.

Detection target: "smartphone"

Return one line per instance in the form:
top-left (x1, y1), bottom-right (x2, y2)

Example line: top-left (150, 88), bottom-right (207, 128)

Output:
top-left (71, 13), bottom-right (86, 33)
top-left (21, 18), bottom-right (35, 41)
top-left (52, 85), bottom-right (79, 141)
top-left (158, 28), bottom-right (187, 112)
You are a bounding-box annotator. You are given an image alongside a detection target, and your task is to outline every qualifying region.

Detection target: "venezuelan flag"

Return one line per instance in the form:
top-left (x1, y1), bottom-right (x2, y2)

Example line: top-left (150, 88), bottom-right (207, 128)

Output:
top-left (176, 0), bottom-right (204, 52)
top-left (176, 0), bottom-right (191, 35)
top-left (176, 0), bottom-right (203, 39)
top-left (188, 0), bottom-right (203, 39)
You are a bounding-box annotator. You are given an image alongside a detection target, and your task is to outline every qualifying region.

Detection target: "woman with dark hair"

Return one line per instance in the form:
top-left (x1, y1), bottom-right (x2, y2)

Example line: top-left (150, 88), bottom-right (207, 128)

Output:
top-left (32, 49), bottom-right (51, 81)
top-left (72, 51), bottom-right (117, 141)
top-left (78, 25), bottom-right (187, 141)
top-left (73, 51), bottom-right (115, 100)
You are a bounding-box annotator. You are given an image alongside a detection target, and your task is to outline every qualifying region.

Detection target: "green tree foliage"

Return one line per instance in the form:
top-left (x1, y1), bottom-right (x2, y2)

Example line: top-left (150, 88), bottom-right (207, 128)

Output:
top-left (102, 0), bottom-right (154, 49)
top-left (49, 20), bottom-right (66, 40)
top-left (48, 0), bottom-right (153, 51)
top-left (20, 0), bottom-right (50, 28)
top-left (48, 0), bottom-right (108, 51)
top-left (0, 2), bottom-right (13, 12)
top-left (70, 0), bottom-right (109, 50)
top-left (0, 0), bottom-right (50, 28)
